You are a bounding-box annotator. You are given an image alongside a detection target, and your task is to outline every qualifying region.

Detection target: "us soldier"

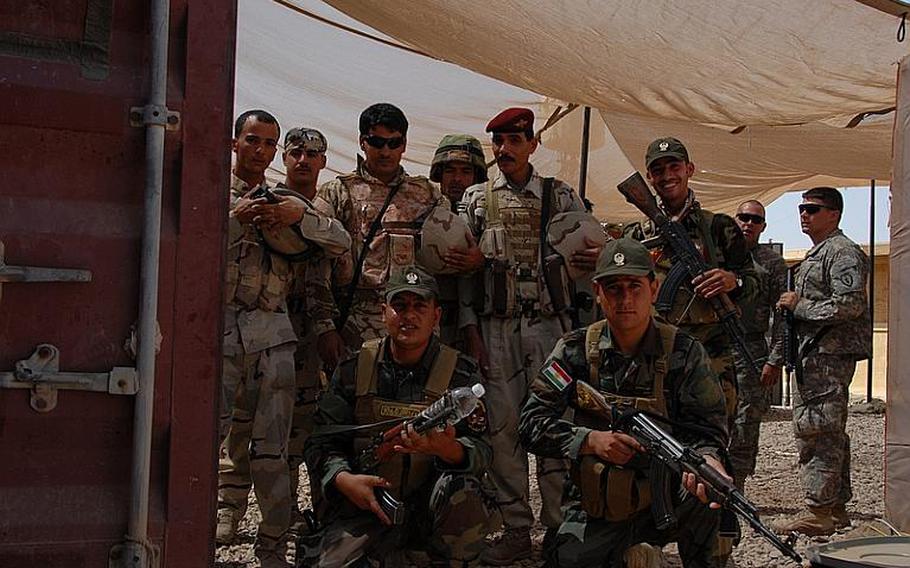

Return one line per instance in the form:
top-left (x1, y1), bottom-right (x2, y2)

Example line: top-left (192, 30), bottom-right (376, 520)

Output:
top-left (219, 111), bottom-right (350, 567)
top-left (728, 200), bottom-right (788, 491)
top-left (771, 187), bottom-right (871, 536)
top-left (314, 103), bottom-right (446, 370)
top-left (460, 108), bottom-right (600, 564)
top-left (520, 238), bottom-right (730, 568)
top-left (301, 266), bottom-right (496, 566)
top-left (427, 134), bottom-right (487, 359)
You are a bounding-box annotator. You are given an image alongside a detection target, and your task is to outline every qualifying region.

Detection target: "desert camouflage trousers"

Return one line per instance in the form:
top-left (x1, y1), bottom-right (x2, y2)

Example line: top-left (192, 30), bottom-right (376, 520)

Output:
top-left (729, 336), bottom-right (772, 487)
top-left (297, 473), bottom-right (498, 567)
top-left (482, 313), bottom-right (569, 530)
top-left (219, 343), bottom-right (296, 549)
top-left (549, 487), bottom-right (721, 568)
top-left (287, 324), bottom-right (326, 510)
top-left (793, 353), bottom-right (855, 508)
top-left (338, 290), bottom-right (387, 353)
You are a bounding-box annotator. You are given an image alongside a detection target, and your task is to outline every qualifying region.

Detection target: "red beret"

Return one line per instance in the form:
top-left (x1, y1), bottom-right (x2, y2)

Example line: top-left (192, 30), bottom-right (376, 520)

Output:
top-left (486, 107), bottom-right (535, 134)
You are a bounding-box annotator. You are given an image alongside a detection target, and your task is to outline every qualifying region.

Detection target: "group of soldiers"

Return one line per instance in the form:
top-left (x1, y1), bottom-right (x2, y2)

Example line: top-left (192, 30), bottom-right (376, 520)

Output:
top-left (219, 102), bottom-right (872, 567)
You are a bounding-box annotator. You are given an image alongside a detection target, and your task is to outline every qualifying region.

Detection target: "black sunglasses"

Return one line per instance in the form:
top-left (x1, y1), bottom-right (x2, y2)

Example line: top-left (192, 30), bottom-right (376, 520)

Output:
top-left (736, 213), bottom-right (765, 225)
top-left (798, 203), bottom-right (835, 215)
top-left (362, 135), bottom-right (405, 150)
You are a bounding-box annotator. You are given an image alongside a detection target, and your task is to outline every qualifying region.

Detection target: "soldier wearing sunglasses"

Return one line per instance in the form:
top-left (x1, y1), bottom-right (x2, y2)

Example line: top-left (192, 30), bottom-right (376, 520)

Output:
top-left (729, 200), bottom-right (788, 493)
top-left (314, 103), bottom-right (446, 368)
top-left (771, 187), bottom-right (871, 537)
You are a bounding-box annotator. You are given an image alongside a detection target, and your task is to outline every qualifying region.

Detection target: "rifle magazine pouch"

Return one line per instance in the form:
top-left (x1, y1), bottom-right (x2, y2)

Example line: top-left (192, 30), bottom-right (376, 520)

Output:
top-left (578, 456), bottom-right (651, 521)
top-left (387, 232), bottom-right (417, 274)
top-left (541, 253), bottom-right (570, 315)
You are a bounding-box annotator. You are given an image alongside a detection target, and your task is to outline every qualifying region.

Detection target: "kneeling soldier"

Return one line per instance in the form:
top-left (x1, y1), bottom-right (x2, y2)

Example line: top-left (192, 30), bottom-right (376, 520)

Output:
top-left (520, 238), bottom-right (731, 568)
top-left (301, 266), bottom-right (496, 567)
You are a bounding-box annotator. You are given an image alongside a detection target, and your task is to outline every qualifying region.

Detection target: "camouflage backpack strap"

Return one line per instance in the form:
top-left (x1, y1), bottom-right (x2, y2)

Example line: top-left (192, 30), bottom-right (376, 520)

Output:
top-left (585, 320), bottom-right (609, 384)
top-left (651, 321), bottom-right (678, 413)
top-left (484, 180), bottom-right (501, 227)
top-left (355, 338), bottom-right (384, 396)
top-left (424, 344), bottom-right (458, 399)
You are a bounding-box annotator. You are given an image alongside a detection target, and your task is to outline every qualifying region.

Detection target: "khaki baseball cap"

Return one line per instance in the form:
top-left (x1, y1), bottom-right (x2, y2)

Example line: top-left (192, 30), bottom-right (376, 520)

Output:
top-left (592, 238), bottom-right (654, 281)
top-left (385, 265), bottom-right (440, 301)
top-left (645, 137), bottom-right (689, 169)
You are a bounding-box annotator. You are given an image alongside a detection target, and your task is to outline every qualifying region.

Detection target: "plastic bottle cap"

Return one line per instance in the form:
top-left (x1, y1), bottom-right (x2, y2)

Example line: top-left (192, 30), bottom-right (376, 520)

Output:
top-left (471, 383), bottom-right (485, 398)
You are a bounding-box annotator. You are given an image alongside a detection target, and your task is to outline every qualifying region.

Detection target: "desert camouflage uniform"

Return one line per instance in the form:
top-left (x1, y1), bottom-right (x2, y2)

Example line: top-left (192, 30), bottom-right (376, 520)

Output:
top-left (786, 229), bottom-right (871, 508)
top-left (461, 167), bottom-right (585, 530)
top-left (623, 198), bottom-right (759, 431)
top-left (520, 319), bottom-right (728, 568)
top-left (220, 175), bottom-right (349, 551)
top-left (300, 336), bottom-right (496, 566)
top-left (728, 244), bottom-right (787, 488)
top-left (316, 161), bottom-right (446, 352)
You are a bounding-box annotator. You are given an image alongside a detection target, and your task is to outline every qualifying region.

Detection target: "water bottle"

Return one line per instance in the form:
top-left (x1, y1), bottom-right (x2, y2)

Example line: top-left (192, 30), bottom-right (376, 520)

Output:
top-left (412, 383), bottom-right (485, 433)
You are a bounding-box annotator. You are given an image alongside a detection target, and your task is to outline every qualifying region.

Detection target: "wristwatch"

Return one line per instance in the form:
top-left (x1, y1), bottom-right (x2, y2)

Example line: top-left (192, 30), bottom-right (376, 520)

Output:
top-left (735, 276), bottom-right (743, 289)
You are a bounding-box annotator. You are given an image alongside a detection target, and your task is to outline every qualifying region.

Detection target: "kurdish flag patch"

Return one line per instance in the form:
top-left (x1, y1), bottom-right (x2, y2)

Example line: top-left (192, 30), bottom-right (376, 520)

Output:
top-left (542, 360), bottom-right (573, 391)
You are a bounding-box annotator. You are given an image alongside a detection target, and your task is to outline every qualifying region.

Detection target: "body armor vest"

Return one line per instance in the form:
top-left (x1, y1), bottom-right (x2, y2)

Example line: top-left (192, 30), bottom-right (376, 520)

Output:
top-left (339, 174), bottom-right (438, 291)
top-left (352, 339), bottom-right (458, 499)
top-left (572, 320), bottom-right (676, 521)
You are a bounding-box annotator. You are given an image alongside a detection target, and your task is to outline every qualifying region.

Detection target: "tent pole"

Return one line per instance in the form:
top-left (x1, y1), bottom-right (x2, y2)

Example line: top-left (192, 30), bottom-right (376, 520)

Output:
top-left (868, 179), bottom-right (876, 403)
top-left (578, 106), bottom-right (591, 199)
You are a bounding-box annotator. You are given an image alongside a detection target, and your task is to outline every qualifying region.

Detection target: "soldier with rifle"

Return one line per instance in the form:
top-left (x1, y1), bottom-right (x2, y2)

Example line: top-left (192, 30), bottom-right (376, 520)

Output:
top-left (520, 238), bottom-right (733, 568)
top-left (300, 266), bottom-right (497, 567)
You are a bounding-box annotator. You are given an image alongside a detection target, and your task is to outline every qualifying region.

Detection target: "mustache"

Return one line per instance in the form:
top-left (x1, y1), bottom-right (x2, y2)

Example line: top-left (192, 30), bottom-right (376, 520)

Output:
top-left (497, 154), bottom-right (515, 163)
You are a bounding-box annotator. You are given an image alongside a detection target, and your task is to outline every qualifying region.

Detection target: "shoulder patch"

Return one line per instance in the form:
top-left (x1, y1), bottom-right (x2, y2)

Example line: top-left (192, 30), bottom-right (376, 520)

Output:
top-left (541, 360), bottom-right (574, 391)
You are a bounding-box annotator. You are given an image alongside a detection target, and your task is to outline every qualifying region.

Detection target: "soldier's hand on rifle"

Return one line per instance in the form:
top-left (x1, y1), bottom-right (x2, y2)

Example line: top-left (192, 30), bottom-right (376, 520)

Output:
top-left (682, 455), bottom-right (730, 509)
top-left (761, 363), bottom-right (782, 387)
top-left (581, 430), bottom-right (645, 465)
top-left (394, 423), bottom-right (465, 465)
top-left (231, 196), bottom-right (267, 224)
top-left (317, 330), bottom-right (346, 370)
top-left (569, 236), bottom-right (603, 273)
top-left (692, 268), bottom-right (737, 299)
top-left (464, 325), bottom-right (491, 377)
top-left (777, 291), bottom-right (799, 312)
top-left (333, 471), bottom-right (393, 525)
top-left (444, 233), bottom-right (484, 272)
top-left (253, 195), bottom-right (306, 230)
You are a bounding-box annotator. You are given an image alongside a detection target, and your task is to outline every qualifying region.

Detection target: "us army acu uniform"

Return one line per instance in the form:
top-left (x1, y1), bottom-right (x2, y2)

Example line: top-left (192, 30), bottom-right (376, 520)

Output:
top-left (774, 228), bottom-right (870, 529)
top-left (220, 173), bottom-right (350, 555)
top-left (519, 241), bottom-right (728, 568)
top-left (461, 167), bottom-right (585, 533)
top-left (301, 270), bottom-right (495, 566)
top-left (728, 243), bottom-right (787, 489)
top-left (428, 134), bottom-right (489, 347)
top-left (317, 160), bottom-right (446, 350)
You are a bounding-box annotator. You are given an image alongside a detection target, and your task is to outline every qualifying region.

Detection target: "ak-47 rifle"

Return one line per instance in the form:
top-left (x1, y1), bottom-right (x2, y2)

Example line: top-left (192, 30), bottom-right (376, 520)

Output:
top-left (782, 266), bottom-right (802, 404)
top-left (617, 173), bottom-right (760, 374)
top-left (574, 380), bottom-right (802, 563)
top-left (354, 383), bottom-right (486, 524)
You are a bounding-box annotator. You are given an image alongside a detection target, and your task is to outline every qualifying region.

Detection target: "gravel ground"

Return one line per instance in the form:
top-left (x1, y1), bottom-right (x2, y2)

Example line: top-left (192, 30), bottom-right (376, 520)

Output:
top-left (215, 407), bottom-right (886, 567)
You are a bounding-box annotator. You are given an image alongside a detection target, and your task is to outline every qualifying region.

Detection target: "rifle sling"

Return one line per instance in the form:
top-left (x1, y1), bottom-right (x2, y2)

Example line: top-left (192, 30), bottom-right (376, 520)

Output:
top-left (336, 182), bottom-right (402, 330)
top-left (310, 417), bottom-right (404, 437)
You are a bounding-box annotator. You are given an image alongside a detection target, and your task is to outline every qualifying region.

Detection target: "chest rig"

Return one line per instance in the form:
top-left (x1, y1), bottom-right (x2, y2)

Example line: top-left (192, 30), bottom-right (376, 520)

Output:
top-left (225, 190), bottom-right (293, 311)
top-left (571, 320), bottom-right (676, 521)
top-left (340, 175), bottom-right (437, 291)
top-left (352, 339), bottom-right (458, 498)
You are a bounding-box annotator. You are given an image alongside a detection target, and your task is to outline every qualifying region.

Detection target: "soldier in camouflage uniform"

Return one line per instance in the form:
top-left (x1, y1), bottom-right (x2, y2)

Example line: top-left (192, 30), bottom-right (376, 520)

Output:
top-left (428, 134), bottom-right (488, 362)
top-left (460, 108), bottom-right (601, 564)
top-left (520, 238), bottom-right (730, 568)
top-left (728, 200), bottom-right (788, 491)
top-left (314, 103), bottom-right (446, 370)
top-left (219, 127), bottom-right (347, 540)
top-left (219, 112), bottom-right (350, 567)
top-left (623, 138), bottom-right (758, 428)
top-left (771, 187), bottom-right (871, 536)
top-left (300, 266), bottom-right (496, 567)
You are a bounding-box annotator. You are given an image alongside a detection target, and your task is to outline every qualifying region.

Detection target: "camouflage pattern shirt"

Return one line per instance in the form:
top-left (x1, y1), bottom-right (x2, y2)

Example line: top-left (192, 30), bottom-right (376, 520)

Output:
top-left (305, 336), bottom-right (491, 497)
top-left (745, 244), bottom-right (788, 366)
top-left (790, 229), bottom-right (871, 360)
top-left (520, 320), bottom-right (728, 462)
top-left (623, 201), bottom-right (759, 347)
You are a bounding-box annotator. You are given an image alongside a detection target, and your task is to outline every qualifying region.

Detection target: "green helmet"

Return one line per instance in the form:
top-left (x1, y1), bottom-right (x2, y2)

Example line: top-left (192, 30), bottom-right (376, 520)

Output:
top-left (430, 134), bottom-right (488, 184)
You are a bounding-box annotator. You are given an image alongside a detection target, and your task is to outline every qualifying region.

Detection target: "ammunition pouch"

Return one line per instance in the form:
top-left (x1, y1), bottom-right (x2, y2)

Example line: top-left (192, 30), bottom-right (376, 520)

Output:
top-left (480, 224), bottom-right (517, 317)
top-left (574, 456), bottom-right (651, 521)
top-left (541, 252), bottom-right (571, 316)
